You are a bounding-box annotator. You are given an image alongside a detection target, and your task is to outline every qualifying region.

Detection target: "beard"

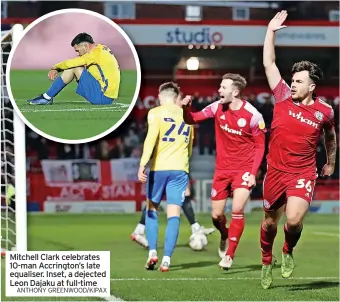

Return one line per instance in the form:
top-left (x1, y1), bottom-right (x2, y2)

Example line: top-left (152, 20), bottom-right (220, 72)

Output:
top-left (220, 95), bottom-right (233, 104)
top-left (292, 91), bottom-right (310, 102)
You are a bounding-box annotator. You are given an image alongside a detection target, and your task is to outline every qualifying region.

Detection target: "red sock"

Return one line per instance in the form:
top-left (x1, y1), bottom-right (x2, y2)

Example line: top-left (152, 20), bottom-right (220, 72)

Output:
top-left (212, 215), bottom-right (228, 240)
top-left (283, 223), bottom-right (302, 254)
top-left (226, 212), bottom-right (245, 259)
top-left (260, 221), bottom-right (277, 265)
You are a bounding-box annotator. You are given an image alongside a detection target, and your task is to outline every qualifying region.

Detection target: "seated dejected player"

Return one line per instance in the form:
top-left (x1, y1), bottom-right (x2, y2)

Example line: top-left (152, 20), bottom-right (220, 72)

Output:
top-left (27, 33), bottom-right (120, 105)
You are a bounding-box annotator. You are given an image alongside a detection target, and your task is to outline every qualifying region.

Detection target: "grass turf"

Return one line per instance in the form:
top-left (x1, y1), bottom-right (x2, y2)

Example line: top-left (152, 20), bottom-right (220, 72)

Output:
top-left (1, 212), bottom-right (339, 301)
top-left (9, 70), bottom-right (137, 141)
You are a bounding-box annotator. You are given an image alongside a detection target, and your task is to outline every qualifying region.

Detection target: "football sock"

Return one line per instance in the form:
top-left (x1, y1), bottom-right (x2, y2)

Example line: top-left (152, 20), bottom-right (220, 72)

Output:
top-left (212, 215), bottom-right (228, 240)
top-left (43, 93), bottom-right (51, 100)
top-left (145, 210), bottom-right (158, 251)
top-left (182, 196), bottom-right (196, 225)
top-left (260, 220), bottom-right (277, 265)
top-left (164, 216), bottom-right (180, 257)
top-left (226, 212), bottom-right (245, 258)
top-left (139, 206), bottom-right (146, 225)
top-left (283, 223), bottom-right (303, 254)
top-left (45, 77), bottom-right (66, 98)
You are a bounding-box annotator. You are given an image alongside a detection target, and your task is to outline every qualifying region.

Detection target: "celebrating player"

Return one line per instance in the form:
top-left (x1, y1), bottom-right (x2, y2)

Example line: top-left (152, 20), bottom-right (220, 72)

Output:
top-left (131, 180), bottom-right (214, 248)
top-left (27, 33), bottom-right (120, 105)
top-left (138, 82), bottom-right (194, 272)
top-left (181, 73), bottom-right (267, 269)
top-left (260, 11), bottom-right (337, 289)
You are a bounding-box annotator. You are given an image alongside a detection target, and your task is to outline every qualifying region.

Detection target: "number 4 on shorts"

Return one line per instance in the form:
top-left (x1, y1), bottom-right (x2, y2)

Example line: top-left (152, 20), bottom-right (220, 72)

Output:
top-left (241, 172), bottom-right (250, 186)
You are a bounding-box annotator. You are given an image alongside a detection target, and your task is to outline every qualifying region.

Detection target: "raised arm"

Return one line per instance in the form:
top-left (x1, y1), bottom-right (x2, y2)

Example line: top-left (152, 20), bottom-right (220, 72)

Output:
top-left (182, 100), bottom-right (219, 125)
top-left (263, 11), bottom-right (288, 90)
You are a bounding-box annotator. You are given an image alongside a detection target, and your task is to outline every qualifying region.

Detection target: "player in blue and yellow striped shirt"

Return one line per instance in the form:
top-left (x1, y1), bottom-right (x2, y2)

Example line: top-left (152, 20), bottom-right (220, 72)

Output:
top-left (138, 82), bottom-right (193, 272)
top-left (27, 33), bottom-right (120, 105)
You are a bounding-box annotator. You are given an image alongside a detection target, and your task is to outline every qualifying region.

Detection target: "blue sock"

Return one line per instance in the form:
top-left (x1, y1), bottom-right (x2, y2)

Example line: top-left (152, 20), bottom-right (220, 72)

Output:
top-left (146, 210), bottom-right (158, 251)
top-left (45, 77), bottom-right (66, 98)
top-left (164, 216), bottom-right (180, 257)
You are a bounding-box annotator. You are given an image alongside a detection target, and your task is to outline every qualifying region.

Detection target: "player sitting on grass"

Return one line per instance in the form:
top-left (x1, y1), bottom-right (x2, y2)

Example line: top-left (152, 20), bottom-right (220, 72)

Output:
top-left (138, 82), bottom-right (193, 272)
top-left (27, 33), bottom-right (120, 106)
top-left (181, 73), bottom-right (266, 270)
top-left (260, 11), bottom-right (337, 289)
top-left (131, 180), bottom-right (214, 248)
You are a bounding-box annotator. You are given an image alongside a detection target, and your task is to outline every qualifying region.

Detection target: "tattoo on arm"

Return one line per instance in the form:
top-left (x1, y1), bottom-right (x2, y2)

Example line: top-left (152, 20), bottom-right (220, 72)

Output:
top-left (323, 127), bottom-right (337, 165)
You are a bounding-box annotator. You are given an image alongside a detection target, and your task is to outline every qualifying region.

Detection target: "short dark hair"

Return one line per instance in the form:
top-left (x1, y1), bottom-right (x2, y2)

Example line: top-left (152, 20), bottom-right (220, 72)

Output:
top-left (71, 33), bottom-right (94, 47)
top-left (158, 82), bottom-right (180, 96)
top-left (222, 73), bottom-right (247, 91)
top-left (291, 61), bottom-right (324, 84)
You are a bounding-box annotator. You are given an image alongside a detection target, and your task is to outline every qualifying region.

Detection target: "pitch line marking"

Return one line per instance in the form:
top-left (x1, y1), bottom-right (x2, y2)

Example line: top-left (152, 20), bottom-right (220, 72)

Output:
top-left (313, 232), bottom-right (340, 237)
top-left (110, 276), bottom-right (339, 281)
top-left (21, 104), bottom-right (129, 113)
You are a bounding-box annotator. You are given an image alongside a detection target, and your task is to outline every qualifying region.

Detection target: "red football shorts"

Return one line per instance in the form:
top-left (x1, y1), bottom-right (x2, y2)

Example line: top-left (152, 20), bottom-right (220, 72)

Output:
top-left (211, 169), bottom-right (252, 200)
top-left (263, 165), bottom-right (317, 212)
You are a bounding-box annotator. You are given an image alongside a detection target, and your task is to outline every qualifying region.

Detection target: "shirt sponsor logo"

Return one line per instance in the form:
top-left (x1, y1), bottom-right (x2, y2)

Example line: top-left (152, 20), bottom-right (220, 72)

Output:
top-left (220, 124), bottom-right (242, 135)
top-left (289, 111), bottom-right (319, 129)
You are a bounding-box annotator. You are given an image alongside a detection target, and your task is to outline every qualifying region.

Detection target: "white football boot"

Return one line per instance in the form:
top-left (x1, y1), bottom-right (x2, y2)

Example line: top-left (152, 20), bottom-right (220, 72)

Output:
top-left (131, 223), bottom-right (149, 248)
top-left (131, 233), bottom-right (149, 248)
top-left (191, 222), bottom-right (215, 235)
top-left (159, 256), bottom-right (170, 272)
top-left (145, 250), bottom-right (158, 270)
top-left (219, 255), bottom-right (233, 270)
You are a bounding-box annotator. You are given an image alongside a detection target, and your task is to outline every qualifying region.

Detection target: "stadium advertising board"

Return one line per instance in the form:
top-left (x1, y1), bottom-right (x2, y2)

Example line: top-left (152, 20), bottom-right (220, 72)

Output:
top-left (120, 24), bottom-right (339, 47)
top-left (29, 159), bottom-right (144, 213)
top-left (27, 160), bottom-right (339, 214)
top-left (2, 19), bottom-right (338, 47)
top-left (43, 200), bottom-right (136, 214)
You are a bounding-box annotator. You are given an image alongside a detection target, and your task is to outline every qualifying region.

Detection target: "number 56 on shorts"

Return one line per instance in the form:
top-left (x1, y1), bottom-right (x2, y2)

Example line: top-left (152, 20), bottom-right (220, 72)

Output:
top-left (263, 166), bottom-right (317, 211)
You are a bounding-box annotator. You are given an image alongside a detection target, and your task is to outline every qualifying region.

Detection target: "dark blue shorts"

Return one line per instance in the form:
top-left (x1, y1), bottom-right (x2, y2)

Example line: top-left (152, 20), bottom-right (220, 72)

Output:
top-left (76, 69), bottom-right (114, 105)
top-left (146, 170), bottom-right (189, 206)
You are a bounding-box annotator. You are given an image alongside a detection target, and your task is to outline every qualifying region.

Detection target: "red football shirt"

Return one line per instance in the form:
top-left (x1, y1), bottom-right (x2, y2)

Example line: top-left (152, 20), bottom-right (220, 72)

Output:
top-left (267, 78), bottom-right (335, 176)
top-left (184, 100), bottom-right (267, 174)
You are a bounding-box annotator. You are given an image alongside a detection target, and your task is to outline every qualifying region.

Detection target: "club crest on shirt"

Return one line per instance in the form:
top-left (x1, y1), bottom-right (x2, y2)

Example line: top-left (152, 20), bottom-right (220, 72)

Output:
top-left (237, 118), bottom-right (247, 127)
top-left (258, 120), bottom-right (266, 130)
top-left (314, 111), bottom-right (323, 121)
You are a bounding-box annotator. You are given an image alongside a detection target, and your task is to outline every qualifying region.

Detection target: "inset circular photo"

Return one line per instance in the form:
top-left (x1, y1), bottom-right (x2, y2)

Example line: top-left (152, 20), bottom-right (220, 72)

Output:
top-left (6, 8), bottom-right (141, 143)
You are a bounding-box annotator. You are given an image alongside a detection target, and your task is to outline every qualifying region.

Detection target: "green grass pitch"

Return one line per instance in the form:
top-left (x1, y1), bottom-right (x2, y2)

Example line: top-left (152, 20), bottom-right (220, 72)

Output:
top-left (9, 70), bottom-right (137, 140)
top-left (1, 212), bottom-right (339, 301)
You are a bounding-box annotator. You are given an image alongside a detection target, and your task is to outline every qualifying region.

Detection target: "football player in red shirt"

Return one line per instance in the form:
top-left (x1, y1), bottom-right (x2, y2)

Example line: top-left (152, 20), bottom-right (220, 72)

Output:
top-left (181, 73), bottom-right (267, 269)
top-left (260, 11), bottom-right (337, 289)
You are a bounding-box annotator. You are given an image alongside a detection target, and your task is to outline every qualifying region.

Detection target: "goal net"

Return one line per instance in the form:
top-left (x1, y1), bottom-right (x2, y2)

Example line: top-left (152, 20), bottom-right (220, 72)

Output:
top-left (1, 24), bottom-right (27, 255)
